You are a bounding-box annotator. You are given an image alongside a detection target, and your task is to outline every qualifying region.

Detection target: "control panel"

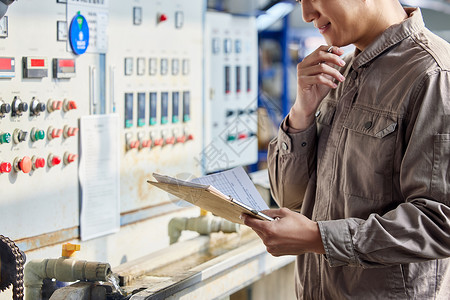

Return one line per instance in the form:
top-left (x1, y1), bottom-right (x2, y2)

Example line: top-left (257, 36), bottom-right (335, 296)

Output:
top-left (204, 12), bottom-right (258, 173)
top-left (107, 1), bottom-right (204, 213)
top-left (0, 0), bottom-right (99, 240)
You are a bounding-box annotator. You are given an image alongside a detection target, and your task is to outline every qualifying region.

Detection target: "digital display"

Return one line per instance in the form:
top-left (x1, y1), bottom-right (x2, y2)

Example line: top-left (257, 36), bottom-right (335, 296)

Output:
top-left (172, 92), bottom-right (180, 123)
top-left (149, 92), bottom-right (157, 125)
top-left (246, 66), bottom-right (251, 92)
top-left (124, 93), bottom-right (134, 128)
top-left (183, 91), bottom-right (190, 122)
top-left (137, 93), bottom-right (146, 127)
top-left (236, 66), bottom-right (241, 93)
top-left (225, 66), bottom-right (230, 94)
top-left (161, 92), bottom-right (169, 124)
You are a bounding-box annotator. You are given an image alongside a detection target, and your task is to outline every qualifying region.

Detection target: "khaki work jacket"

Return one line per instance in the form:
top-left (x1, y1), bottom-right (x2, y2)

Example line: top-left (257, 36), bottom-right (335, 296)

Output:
top-left (268, 8), bottom-right (450, 299)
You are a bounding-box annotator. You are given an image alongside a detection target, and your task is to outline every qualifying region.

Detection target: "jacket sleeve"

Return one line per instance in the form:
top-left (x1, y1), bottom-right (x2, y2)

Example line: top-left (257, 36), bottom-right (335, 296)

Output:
top-left (267, 118), bottom-right (317, 210)
top-left (318, 70), bottom-right (450, 268)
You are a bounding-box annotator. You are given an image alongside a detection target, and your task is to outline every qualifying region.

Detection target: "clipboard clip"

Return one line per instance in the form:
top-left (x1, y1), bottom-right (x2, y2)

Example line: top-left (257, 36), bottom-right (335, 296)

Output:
top-left (228, 195), bottom-right (274, 221)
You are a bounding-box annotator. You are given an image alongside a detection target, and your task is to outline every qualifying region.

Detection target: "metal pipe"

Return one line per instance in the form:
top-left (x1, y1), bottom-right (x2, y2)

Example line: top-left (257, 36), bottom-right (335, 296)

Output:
top-left (168, 215), bottom-right (240, 244)
top-left (24, 257), bottom-right (111, 300)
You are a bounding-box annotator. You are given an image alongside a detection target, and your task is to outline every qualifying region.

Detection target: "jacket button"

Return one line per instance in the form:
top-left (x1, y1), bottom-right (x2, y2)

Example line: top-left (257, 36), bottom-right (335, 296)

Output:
top-left (315, 110), bottom-right (321, 117)
top-left (351, 71), bottom-right (358, 80)
top-left (364, 121), bottom-right (373, 129)
top-left (282, 142), bottom-right (288, 150)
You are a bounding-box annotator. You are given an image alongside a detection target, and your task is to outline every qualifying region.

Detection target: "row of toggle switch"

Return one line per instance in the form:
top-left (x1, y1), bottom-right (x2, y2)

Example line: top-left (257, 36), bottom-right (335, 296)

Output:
top-left (0, 152), bottom-right (78, 174)
top-left (125, 131), bottom-right (194, 151)
top-left (0, 126), bottom-right (79, 144)
top-left (0, 97), bottom-right (77, 118)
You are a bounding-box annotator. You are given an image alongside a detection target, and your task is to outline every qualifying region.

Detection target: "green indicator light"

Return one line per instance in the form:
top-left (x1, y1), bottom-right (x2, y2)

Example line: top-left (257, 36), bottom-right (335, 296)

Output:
top-left (150, 118), bottom-right (157, 126)
top-left (172, 116), bottom-right (179, 123)
top-left (161, 117), bottom-right (168, 125)
top-left (125, 120), bottom-right (133, 128)
top-left (138, 119), bottom-right (145, 127)
top-left (0, 133), bottom-right (11, 144)
top-left (183, 115), bottom-right (190, 122)
top-left (227, 135), bottom-right (236, 141)
top-left (35, 130), bottom-right (45, 141)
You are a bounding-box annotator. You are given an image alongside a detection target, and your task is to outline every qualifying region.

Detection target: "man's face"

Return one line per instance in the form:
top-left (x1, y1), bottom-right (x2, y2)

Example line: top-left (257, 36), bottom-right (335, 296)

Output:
top-left (299, 0), bottom-right (369, 48)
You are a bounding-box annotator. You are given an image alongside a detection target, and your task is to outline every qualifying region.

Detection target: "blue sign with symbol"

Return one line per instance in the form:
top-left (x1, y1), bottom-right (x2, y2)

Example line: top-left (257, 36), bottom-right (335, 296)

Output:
top-left (69, 12), bottom-right (89, 55)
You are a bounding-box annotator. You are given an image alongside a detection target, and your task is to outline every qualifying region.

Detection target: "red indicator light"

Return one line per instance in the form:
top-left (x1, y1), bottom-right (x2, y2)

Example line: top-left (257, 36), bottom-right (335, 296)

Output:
top-left (51, 156), bottom-right (61, 166)
top-left (31, 59), bottom-right (45, 67)
top-left (59, 59), bottom-right (75, 68)
top-left (0, 162), bottom-right (11, 173)
top-left (34, 158), bottom-right (46, 169)
top-left (0, 58), bottom-right (12, 70)
top-left (159, 14), bottom-right (168, 23)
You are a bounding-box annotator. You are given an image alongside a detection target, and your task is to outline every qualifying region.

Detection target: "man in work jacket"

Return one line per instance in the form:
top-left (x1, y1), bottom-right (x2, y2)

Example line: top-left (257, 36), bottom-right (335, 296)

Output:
top-left (242, 0), bottom-right (450, 299)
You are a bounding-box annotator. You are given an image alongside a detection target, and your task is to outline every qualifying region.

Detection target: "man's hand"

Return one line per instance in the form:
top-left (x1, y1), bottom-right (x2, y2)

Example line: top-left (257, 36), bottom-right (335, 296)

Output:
top-left (242, 208), bottom-right (325, 256)
top-left (289, 45), bottom-right (346, 131)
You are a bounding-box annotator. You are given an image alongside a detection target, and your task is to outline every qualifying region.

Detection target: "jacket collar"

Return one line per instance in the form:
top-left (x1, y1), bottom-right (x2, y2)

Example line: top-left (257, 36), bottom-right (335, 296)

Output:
top-left (352, 7), bottom-right (425, 69)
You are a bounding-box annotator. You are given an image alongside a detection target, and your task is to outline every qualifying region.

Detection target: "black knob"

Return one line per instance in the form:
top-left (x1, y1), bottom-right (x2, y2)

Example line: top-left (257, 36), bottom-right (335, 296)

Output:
top-left (18, 130), bottom-right (28, 142)
top-left (0, 103), bottom-right (10, 114)
top-left (37, 102), bottom-right (46, 112)
top-left (19, 102), bottom-right (28, 113)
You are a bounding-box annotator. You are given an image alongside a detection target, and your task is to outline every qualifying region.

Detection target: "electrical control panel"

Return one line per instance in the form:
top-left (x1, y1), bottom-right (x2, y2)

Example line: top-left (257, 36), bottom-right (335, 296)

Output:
top-left (204, 12), bottom-right (258, 173)
top-left (107, 1), bottom-right (204, 213)
top-left (0, 0), bottom-right (204, 257)
top-left (0, 0), bottom-right (99, 240)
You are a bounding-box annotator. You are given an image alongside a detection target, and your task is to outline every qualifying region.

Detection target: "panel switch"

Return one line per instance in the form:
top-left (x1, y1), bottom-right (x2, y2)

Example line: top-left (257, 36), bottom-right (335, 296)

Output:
top-left (12, 96), bottom-right (28, 117)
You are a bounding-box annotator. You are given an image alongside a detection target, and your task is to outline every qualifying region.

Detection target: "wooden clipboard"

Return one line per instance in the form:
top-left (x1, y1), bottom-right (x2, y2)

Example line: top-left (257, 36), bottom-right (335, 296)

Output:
top-left (147, 180), bottom-right (273, 224)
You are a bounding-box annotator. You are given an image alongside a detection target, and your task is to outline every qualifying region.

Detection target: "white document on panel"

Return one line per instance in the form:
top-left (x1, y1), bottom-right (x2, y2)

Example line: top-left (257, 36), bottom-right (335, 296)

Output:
top-left (79, 114), bottom-right (120, 241)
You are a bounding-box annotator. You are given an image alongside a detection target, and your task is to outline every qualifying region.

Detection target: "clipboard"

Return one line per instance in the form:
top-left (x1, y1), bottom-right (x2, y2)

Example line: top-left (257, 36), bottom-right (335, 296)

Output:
top-left (147, 174), bottom-right (274, 224)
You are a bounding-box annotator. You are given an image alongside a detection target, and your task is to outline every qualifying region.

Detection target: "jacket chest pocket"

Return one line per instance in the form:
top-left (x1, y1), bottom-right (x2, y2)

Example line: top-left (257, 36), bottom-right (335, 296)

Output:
top-left (341, 108), bottom-right (398, 201)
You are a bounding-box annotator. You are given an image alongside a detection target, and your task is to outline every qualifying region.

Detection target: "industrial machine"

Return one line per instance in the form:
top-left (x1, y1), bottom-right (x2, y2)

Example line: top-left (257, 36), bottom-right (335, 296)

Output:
top-left (0, 1), bottom-right (269, 299)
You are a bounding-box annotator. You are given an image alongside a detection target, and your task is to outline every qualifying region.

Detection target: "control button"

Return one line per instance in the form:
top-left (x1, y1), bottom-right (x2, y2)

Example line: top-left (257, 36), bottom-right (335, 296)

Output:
top-left (48, 127), bottom-right (63, 140)
top-left (13, 129), bottom-right (28, 144)
top-left (125, 133), bottom-right (140, 150)
top-left (0, 132), bottom-right (11, 144)
top-left (140, 140), bottom-right (152, 149)
top-left (30, 97), bottom-right (46, 116)
top-left (13, 156), bottom-right (32, 173)
top-left (32, 156), bottom-right (46, 170)
top-left (47, 154), bottom-right (61, 168)
top-left (11, 96), bottom-right (28, 117)
top-left (0, 100), bottom-right (10, 118)
top-left (187, 134), bottom-right (194, 141)
top-left (0, 162), bottom-right (12, 174)
top-left (165, 136), bottom-right (175, 145)
top-left (63, 99), bottom-right (77, 112)
top-left (137, 132), bottom-right (151, 149)
top-left (129, 140), bottom-right (140, 150)
top-left (238, 133), bottom-right (248, 140)
top-left (64, 152), bottom-right (78, 165)
top-left (176, 136), bottom-right (186, 143)
top-left (154, 138), bottom-right (164, 147)
top-left (63, 125), bottom-right (79, 138)
top-left (47, 99), bottom-right (63, 112)
top-left (227, 135), bottom-right (236, 142)
top-left (31, 127), bottom-right (45, 142)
